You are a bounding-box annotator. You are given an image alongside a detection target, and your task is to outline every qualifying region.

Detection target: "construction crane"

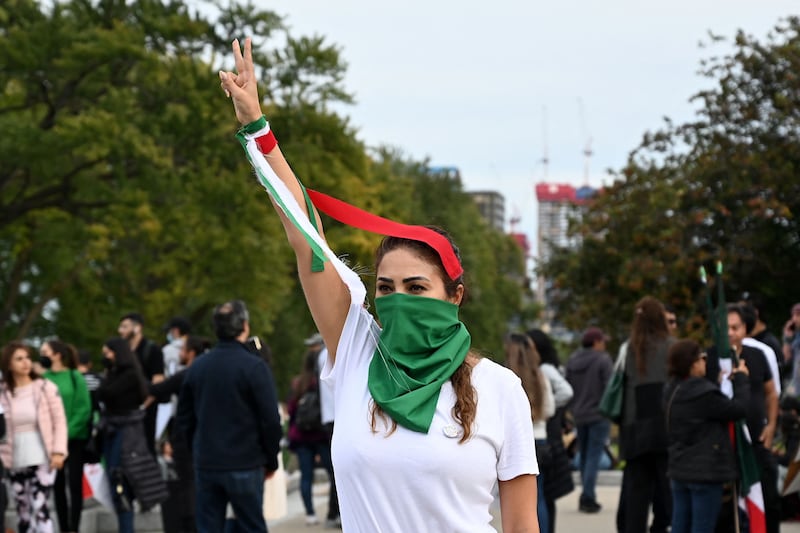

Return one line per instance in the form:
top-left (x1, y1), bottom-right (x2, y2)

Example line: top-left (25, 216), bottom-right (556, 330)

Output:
top-left (540, 105), bottom-right (549, 180)
top-left (578, 97), bottom-right (593, 185)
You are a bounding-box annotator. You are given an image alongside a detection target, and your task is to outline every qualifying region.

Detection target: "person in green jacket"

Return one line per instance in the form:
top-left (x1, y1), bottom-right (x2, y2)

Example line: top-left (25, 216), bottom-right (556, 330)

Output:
top-left (41, 339), bottom-right (91, 533)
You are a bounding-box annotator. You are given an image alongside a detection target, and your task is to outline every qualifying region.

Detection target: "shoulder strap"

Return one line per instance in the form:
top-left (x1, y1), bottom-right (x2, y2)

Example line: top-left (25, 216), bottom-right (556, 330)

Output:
top-left (615, 341), bottom-right (628, 372)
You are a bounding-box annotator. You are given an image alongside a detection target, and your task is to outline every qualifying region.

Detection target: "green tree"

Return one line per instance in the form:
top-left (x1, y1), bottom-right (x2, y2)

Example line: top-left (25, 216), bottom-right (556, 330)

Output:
top-left (539, 18), bottom-right (800, 344)
top-left (0, 0), bottom-right (355, 359)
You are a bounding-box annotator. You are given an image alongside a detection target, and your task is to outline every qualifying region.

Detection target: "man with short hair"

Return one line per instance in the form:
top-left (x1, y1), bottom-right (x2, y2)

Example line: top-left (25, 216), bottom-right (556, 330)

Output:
top-left (566, 326), bottom-right (613, 513)
top-left (118, 312), bottom-right (164, 454)
top-left (163, 316), bottom-right (192, 378)
top-left (177, 300), bottom-right (281, 533)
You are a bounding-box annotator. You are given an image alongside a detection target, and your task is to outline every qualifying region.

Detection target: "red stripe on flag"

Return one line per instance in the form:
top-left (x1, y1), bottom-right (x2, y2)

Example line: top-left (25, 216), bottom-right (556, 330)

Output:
top-left (83, 472), bottom-right (92, 499)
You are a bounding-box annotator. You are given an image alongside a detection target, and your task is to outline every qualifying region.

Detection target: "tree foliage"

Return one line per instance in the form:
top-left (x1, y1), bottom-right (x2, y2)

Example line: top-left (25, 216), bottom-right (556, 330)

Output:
top-left (539, 18), bottom-right (800, 345)
top-left (0, 0), bottom-right (529, 397)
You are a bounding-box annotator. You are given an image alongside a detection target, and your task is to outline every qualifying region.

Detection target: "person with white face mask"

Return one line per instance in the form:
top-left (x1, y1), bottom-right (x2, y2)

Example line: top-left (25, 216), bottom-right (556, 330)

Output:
top-left (219, 37), bottom-right (540, 532)
top-left (162, 317), bottom-right (192, 378)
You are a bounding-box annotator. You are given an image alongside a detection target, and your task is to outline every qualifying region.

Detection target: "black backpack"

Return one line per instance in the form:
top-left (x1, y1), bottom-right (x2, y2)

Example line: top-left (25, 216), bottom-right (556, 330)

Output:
top-left (294, 387), bottom-right (323, 432)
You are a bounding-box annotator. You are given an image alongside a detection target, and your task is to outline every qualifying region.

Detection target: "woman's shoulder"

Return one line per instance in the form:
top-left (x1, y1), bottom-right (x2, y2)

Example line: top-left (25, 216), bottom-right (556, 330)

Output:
top-left (471, 357), bottom-right (520, 388)
top-left (540, 362), bottom-right (564, 378)
top-left (40, 378), bottom-right (61, 396)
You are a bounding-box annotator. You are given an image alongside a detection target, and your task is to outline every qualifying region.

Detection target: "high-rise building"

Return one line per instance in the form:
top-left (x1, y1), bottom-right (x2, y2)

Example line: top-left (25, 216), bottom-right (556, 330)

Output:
top-left (468, 191), bottom-right (505, 232)
top-left (535, 183), bottom-right (598, 307)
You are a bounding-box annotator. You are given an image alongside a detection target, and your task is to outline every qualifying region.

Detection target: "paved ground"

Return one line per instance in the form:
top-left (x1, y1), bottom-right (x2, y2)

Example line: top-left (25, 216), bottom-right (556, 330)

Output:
top-left (267, 472), bottom-right (800, 533)
top-left (8, 471), bottom-right (800, 531)
top-left (268, 483), bottom-right (622, 532)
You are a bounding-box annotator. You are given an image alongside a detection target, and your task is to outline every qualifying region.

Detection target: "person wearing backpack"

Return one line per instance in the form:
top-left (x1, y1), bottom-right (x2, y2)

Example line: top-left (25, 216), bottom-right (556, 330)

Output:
top-left (40, 339), bottom-right (92, 533)
top-left (288, 347), bottom-right (335, 526)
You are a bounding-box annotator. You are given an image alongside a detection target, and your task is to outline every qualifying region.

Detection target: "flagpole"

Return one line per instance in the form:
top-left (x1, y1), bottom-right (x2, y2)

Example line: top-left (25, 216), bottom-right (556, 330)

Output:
top-left (732, 482), bottom-right (741, 533)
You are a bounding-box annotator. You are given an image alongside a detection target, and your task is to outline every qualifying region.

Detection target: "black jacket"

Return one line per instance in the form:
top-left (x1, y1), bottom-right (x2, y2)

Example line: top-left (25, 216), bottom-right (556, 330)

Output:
top-left (96, 364), bottom-right (147, 416)
top-left (664, 373), bottom-right (749, 483)
top-left (105, 410), bottom-right (168, 511)
top-left (177, 340), bottom-right (282, 472)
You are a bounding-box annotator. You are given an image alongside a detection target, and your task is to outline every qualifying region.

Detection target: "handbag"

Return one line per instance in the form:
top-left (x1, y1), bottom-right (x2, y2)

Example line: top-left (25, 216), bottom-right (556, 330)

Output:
top-left (599, 341), bottom-right (627, 423)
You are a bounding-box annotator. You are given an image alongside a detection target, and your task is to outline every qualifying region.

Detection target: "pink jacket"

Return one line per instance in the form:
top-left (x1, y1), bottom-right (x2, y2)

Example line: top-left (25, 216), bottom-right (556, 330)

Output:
top-left (0, 379), bottom-right (69, 469)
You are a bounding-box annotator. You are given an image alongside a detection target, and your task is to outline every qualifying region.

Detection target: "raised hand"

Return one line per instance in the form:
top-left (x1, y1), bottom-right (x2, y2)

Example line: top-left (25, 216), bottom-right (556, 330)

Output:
top-left (219, 37), bottom-right (263, 125)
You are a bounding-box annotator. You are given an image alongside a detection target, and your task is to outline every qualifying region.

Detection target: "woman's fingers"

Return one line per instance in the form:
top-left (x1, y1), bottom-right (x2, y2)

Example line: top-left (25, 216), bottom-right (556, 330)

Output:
top-left (232, 38), bottom-right (245, 76)
top-left (219, 71), bottom-right (234, 97)
top-left (243, 36), bottom-right (254, 75)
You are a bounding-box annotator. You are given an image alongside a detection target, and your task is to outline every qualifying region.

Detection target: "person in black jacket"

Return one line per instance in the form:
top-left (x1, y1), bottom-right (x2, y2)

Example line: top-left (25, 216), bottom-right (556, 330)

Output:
top-left (97, 337), bottom-right (168, 533)
top-left (147, 335), bottom-right (209, 533)
top-left (664, 339), bottom-right (749, 533)
top-left (177, 300), bottom-right (282, 533)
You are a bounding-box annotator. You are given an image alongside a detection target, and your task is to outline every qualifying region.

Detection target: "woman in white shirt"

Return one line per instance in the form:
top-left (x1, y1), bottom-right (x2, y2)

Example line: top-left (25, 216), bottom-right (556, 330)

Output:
top-left (505, 333), bottom-right (555, 533)
top-left (0, 341), bottom-right (68, 533)
top-left (220, 38), bottom-right (539, 532)
top-left (528, 328), bottom-right (575, 533)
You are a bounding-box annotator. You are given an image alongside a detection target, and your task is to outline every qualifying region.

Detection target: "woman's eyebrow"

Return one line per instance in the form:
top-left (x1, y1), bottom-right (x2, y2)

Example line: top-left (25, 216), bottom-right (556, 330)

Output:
top-left (402, 276), bottom-right (430, 283)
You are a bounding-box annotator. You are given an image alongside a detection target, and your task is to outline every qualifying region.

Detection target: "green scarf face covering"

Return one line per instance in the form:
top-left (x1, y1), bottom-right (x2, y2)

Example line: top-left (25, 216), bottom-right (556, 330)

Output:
top-left (367, 293), bottom-right (472, 433)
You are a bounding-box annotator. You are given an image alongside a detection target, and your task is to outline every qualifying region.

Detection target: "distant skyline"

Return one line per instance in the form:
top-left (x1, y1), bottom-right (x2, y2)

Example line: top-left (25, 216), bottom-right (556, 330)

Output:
top-left (263, 1), bottom-right (795, 257)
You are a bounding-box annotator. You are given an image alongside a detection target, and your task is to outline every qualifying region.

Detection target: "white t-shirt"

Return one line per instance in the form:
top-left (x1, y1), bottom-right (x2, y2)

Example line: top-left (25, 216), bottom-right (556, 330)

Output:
top-left (322, 301), bottom-right (538, 532)
top-left (743, 337), bottom-right (781, 396)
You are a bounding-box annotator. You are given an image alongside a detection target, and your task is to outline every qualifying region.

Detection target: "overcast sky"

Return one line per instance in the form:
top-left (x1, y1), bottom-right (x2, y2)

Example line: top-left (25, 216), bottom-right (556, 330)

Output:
top-left (263, 1), bottom-right (795, 256)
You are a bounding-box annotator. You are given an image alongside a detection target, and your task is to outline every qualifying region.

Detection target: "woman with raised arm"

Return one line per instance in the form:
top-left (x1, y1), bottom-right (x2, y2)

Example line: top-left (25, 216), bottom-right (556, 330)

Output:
top-left (219, 38), bottom-right (539, 532)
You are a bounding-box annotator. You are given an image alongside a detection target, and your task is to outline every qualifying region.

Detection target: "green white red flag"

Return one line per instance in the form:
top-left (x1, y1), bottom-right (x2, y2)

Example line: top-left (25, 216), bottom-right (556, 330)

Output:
top-left (700, 263), bottom-right (766, 533)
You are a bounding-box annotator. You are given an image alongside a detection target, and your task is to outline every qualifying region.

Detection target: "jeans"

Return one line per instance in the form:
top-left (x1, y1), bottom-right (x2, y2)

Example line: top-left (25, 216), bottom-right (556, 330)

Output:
top-left (195, 467), bottom-right (266, 533)
top-left (294, 442), bottom-right (335, 518)
top-left (535, 439), bottom-right (549, 533)
top-left (670, 480), bottom-right (723, 533)
top-left (577, 419), bottom-right (610, 504)
top-left (103, 428), bottom-right (134, 533)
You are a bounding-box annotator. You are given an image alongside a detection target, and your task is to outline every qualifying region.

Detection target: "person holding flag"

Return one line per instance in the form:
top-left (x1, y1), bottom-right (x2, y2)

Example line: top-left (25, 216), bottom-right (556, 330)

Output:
top-left (218, 37), bottom-right (540, 532)
top-left (702, 264), bottom-right (779, 533)
top-left (665, 339), bottom-right (750, 533)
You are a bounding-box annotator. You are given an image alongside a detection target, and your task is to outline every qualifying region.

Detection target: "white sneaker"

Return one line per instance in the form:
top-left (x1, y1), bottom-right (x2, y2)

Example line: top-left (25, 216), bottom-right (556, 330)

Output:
top-left (305, 514), bottom-right (320, 526)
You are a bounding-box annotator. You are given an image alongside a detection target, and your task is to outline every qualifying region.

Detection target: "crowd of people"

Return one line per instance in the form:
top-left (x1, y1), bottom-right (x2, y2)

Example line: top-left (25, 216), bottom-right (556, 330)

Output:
top-left (524, 295), bottom-right (800, 533)
top-left (1, 35), bottom-right (799, 533)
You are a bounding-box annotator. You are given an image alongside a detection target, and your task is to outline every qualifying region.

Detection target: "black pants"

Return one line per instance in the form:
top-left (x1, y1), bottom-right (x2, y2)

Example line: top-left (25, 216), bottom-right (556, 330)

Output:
top-left (754, 442), bottom-right (780, 533)
top-left (161, 477), bottom-right (197, 533)
top-left (618, 452), bottom-right (671, 533)
top-left (143, 403), bottom-right (158, 456)
top-left (54, 438), bottom-right (86, 532)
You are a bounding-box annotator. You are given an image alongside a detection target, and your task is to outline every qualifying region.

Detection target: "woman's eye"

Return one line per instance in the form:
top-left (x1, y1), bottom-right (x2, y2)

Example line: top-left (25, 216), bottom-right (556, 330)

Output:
top-left (377, 284), bottom-right (393, 293)
top-left (410, 284), bottom-right (426, 293)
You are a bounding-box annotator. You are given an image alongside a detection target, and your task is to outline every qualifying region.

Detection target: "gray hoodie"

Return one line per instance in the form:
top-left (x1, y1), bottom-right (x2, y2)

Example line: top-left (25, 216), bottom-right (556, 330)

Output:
top-left (565, 347), bottom-right (613, 425)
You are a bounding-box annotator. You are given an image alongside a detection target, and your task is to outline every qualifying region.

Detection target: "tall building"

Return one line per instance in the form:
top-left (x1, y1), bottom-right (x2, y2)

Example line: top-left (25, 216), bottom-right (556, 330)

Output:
top-left (468, 191), bottom-right (505, 232)
top-left (535, 183), bottom-right (598, 307)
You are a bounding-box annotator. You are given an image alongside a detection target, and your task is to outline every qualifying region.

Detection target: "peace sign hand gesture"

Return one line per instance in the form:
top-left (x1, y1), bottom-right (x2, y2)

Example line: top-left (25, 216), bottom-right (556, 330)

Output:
top-left (219, 37), bottom-right (263, 125)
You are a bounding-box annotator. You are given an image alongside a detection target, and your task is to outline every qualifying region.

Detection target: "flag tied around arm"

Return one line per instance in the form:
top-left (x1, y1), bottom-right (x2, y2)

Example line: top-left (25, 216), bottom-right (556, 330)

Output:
top-left (235, 117), bottom-right (463, 282)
